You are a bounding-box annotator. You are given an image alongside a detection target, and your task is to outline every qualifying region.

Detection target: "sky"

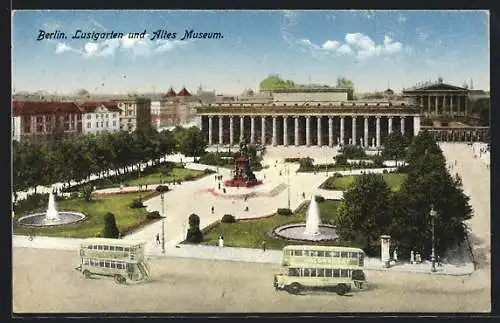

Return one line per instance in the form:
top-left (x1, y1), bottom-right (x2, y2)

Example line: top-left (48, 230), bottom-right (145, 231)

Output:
top-left (12, 10), bottom-right (490, 95)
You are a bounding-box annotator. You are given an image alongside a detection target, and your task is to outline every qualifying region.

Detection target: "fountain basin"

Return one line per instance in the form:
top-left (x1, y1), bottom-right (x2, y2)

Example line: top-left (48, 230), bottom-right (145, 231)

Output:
top-left (17, 211), bottom-right (86, 227)
top-left (273, 223), bottom-right (338, 242)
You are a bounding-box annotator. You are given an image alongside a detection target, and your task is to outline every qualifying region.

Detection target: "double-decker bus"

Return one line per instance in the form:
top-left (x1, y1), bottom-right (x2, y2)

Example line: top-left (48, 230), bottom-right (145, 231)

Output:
top-left (76, 238), bottom-right (151, 284)
top-left (274, 245), bottom-right (367, 295)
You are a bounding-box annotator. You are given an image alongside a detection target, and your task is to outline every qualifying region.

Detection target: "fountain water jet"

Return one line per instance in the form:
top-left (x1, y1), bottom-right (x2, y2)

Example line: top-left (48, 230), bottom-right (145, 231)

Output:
top-left (272, 196), bottom-right (338, 242)
top-left (17, 189), bottom-right (86, 228)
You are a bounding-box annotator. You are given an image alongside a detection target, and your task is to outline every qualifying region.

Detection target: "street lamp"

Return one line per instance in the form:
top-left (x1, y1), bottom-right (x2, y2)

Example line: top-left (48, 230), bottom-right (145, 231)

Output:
top-left (430, 205), bottom-right (437, 272)
top-left (286, 164), bottom-right (291, 209)
top-left (138, 166), bottom-right (142, 201)
top-left (161, 179), bottom-right (165, 254)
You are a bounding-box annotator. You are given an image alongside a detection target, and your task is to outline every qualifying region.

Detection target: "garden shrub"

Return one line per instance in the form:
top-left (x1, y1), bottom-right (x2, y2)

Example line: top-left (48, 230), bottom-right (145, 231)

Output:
top-left (204, 168), bottom-right (216, 174)
top-left (186, 213), bottom-right (203, 243)
top-left (335, 154), bottom-right (348, 166)
top-left (221, 214), bottom-right (236, 223)
top-left (146, 211), bottom-right (162, 219)
top-left (129, 199), bottom-right (145, 208)
top-left (102, 212), bottom-right (120, 239)
top-left (155, 185), bottom-right (170, 193)
top-left (277, 208), bottom-right (293, 216)
top-left (315, 195), bottom-right (325, 203)
top-left (184, 175), bottom-right (195, 181)
top-left (188, 213), bottom-right (200, 227)
top-left (334, 172), bottom-right (343, 177)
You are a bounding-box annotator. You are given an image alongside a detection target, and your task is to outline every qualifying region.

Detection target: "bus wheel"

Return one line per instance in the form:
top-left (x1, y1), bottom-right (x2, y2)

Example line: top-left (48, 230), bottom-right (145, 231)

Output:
top-left (336, 284), bottom-right (348, 296)
top-left (83, 270), bottom-right (91, 279)
top-left (114, 275), bottom-right (125, 284)
top-left (287, 283), bottom-right (302, 295)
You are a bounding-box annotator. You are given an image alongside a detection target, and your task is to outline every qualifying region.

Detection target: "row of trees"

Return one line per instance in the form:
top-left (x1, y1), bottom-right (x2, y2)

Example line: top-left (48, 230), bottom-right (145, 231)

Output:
top-left (336, 131), bottom-right (472, 258)
top-left (13, 126), bottom-right (207, 195)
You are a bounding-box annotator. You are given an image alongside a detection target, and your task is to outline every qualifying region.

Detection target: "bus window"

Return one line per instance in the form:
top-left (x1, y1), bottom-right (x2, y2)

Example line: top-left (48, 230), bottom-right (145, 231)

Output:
top-left (303, 268), bottom-right (311, 277)
top-left (333, 269), bottom-right (340, 277)
top-left (289, 268), bottom-right (300, 276)
top-left (325, 269), bottom-right (333, 277)
top-left (340, 269), bottom-right (349, 277)
top-left (98, 245), bottom-right (103, 250)
top-left (317, 268), bottom-right (325, 277)
top-left (110, 262), bottom-right (116, 269)
top-left (124, 248), bottom-right (130, 253)
top-left (340, 252), bottom-right (348, 258)
top-left (310, 269), bottom-right (317, 277)
top-left (109, 246), bottom-right (115, 251)
top-left (105, 261), bottom-right (111, 268)
top-left (359, 253), bottom-right (364, 266)
top-left (103, 245), bottom-right (109, 251)
top-left (311, 251), bottom-right (318, 257)
top-left (317, 251), bottom-right (325, 257)
top-left (99, 260), bottom-right (105, 267)
top-left (116, 247), bottom-right (123, 252)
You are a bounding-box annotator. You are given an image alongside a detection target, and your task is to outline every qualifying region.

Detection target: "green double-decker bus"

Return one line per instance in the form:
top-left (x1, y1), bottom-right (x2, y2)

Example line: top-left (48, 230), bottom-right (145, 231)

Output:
top-left (77, 238), bottom-right (151, 284)
top-left (274, 245), bottom-right (367, 295)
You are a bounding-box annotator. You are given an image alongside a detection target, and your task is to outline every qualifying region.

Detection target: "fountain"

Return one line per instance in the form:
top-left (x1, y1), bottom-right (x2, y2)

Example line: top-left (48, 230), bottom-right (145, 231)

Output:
top-left (272, 196), bottom-right (338, 242)
top-left (17, 190), bottom-right (86, 227)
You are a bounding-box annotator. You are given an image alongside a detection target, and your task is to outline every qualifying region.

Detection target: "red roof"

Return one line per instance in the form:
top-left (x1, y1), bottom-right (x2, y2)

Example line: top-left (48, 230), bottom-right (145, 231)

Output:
top-left (165, 87), bottom-right (176, 97)
top-left (12, 101), bottom-right (83, 116)
top-left (177, 87), bottom-right (192, 97)
top-left (79, 102), bottom-right (121, 113)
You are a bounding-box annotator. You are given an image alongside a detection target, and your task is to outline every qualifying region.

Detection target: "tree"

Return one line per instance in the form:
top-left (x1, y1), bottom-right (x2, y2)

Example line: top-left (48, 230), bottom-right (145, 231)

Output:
top-left (81, 184), bottom-right (93, 202)
top-left (102, 212), bottom-right (120, 238)
top-left (406, 131), bottom-right (445, 167)
top-left (382, 131), bottom-right (406, 164)
top-left (175, 127), bottom-right (207, 160)
top-left (336, 173), bottom-right (392, 255)
top-left (336, 77), bottom-right (355, 100)
top-left (259, 74), bottom-right (295, 90)
top-left (186, 213), bottom-right (203, 243)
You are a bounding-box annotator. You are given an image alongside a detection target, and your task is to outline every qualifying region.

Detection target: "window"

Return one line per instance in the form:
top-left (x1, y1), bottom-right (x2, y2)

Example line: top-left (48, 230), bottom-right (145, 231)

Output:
top-left (316, 268), bottom-right (325, 277)
top-left (105, 261), bottom-right (111, 268)
top-left (116, 247), bottom-right (123, 252)
top-left (99, 260), bottom-right (105, 267)
top-left (37, 125), bottom-right (43, 132)
top-left (87, 122), bottom-right (91, 128)
top-left (87, 115), bottom-right (91, 120)
top-left (124, 248), bottom-right (129, 252)
top-left (103, 245), bottom-right (109, 251)
top-left (325, 269), bottom-right (333, 277)
top-left (98, 245), bottom-right (103, 250)
top-left (113, 121), bottom-right (116, 126)
top-left (113, 113), bottom-right (117, 118)
top-left (36, 116), bottom-right (43, 123)
top-left (64, 123), bottom-right (69, 130)
top-left (340, 252), bottom-right (348, 258)
top-left (289, 268), bottom-right (300, 276)
top-left (110, 262), bottom-right (116, 269)
top-left (64, 115), bottom-right (69, 121)
top-left (101, 122), bottom-right (104, 127)
top-left (332, 269), bottom-right (340, 277)
top-left (340, 269), bottom-right (349, 277)
top-left (318, 251), bottom-right (325, 257)
top-left (106, 114), bottom-right (108, 119)
top-left (110, 246), bottom-right (115, 251)
top-left (106, 121), bottom-right (109, 127)
top-left (303, 268), bottom-right (312, 277)
top-left (310, 269), bottom-right (318, 277)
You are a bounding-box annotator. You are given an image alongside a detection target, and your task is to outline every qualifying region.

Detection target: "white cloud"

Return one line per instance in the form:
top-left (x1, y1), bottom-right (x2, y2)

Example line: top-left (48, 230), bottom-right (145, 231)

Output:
top-left (322, 40), bottom-right (341, 50)
top-left (337, 44), bottom-right (352, 54)
top-left (55, 42), bottom-right (72, 54)
top-left (84, 42), bottom-right (99, 56)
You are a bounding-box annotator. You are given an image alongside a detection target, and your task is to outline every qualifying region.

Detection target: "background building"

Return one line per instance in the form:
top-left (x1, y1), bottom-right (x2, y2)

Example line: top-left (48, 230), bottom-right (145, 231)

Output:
top-left (80, 102), bottom-right (121, 135)
top-left (114, 97), bottom-right (152, 132)
top-left (151, 87), bottom-right (200, 130)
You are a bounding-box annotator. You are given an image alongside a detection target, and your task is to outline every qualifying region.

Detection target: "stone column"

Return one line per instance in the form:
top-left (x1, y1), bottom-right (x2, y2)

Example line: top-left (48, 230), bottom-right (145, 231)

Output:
top-left (413, 116), bottom-right (421, 136)
top-left (328, 117), bottom-right (333, 147)
top-left (250, 116), bottom-right (255, 144)
top-left (400, 116), bottom-right (405, 135)
top-left (294, 116), bottom-right (299, 146)
top-left (376, 116), bottom-right (381, 147)
top-left (272, 116), bottom-right (277, 146)
top-left (388, 116), bottom-right (393, 134)
top-left (317, 116), bottom-right (322, 146)
top-left (464, 95), bottom-right (468, 116)
top-left (435, 96), bottom-right (438, 115)
top-left (427, 95), bottom-right (431, 115)
top-left (240, 116), bottom-right (244, 142)
top-left (219, 116), bottom-right (223, 145)
top-left (261, 117), bottom-right (266, 145)
top-left (229, 116), bottom-right (234, 145)
top-left (340, 117), bottom-right (345, 145)
top-left (352, 116), bottom-right (357, 146)
top-left (306, 116), bottom-right (311, 147)
top-left (208, 116), bottom-right (213, 145)
top-left (364, 116), bottom-right (369, 148)
top-left (283, 116), bottom-right (288, 146)
top-left (450, 95), bottom-right (454, 115)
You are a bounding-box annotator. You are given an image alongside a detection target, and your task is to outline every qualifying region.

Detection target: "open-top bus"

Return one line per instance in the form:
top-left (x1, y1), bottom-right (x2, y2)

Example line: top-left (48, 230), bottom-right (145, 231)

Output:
top-left (281, 245), bottom-right (365, 267)
top-left (275, 245), bottom-right (367, 295)
top-left (77, 238), bottom-right (150, 284)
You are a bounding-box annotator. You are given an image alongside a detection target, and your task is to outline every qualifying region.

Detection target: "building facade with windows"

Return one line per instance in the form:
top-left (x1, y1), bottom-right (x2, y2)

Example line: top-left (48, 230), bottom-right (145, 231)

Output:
top-left (113, 98), bottom-right (152, 132)
top-left (80, 102), bottom-right (121, 135)
top-left (12, 101), bottom-right (83, 141)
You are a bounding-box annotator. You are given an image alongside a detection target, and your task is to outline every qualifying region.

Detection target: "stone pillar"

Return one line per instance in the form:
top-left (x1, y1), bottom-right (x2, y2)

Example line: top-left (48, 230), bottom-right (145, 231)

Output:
top-left (413, 116), bottom-right (421, 136)
top-left (229, 116), bottom-right (234, 145)
top-left (261, 117), bottom-right (266, 145)
top-left (376, 116), bottom-right (381, 147)
top-left (294, 116), bottom-right (299, 146)
top-left (240, 116), bottom-right (244, 142)
top-left (328, 117), bottom-right (333, 147)
top-left (283, 116), bottom-right (288, 146)
top-left (306, 116), bottom-right (311, 147)
top-left (435, 96), bottom-right (438, 115)
top-left (352, 116), bottom-right (357, 146)
top-left (340, 117), bottom-right (345, 145)
top-left (427, 95), bottom-right (431, 115)
top-left (208, 116), bottom-right (213, 145)
top-left (250, 116), bottom-right (255, 144)
top-left (388, 116), bottom-right (393, 134)
top-left (272, 116), bottom-right (277, 146)
top-left (219, 116), bottom-right (223, 145)
top-left (400, 116), bottom-right (405, 135)
top-left (450, 95), bottom-right (454, 115)
top-left (317, 116), bottom-right (322, 147)
top-left (364, 116), bottom-right (369, 148)
top-left (464, 95), bottom-right (468, 116)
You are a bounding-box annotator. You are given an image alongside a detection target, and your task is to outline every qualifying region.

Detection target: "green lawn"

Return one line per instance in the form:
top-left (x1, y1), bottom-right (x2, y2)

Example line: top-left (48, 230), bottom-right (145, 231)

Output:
top-left (200, 200), bottom-right (345, 250)
top-left (124, 168), bottom-right (205, 186)
top-left (320, 173), bottom-right (407, 191)
top-left (13, 192), bottom-right (158, 238)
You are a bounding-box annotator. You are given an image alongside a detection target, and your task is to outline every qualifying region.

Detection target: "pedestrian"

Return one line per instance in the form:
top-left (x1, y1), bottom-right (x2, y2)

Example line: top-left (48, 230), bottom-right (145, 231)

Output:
top-left (223, 188), bottom-right (227, 194)
top-left (218, 236), bottom-right (224, 247)
top-left (410, 250), bottom-right (415, 264)
top-left (215, 175), bottom-right (217, 181)
top-left (245, 205), bottom-right (249, 212)
top-left (302, 192), bottom-right (306, 199)
top-left (393, 248), bottom-right (398, 263)
top-left (211, 206), bottom-right (215, 214)
top-left (262, 241), bottom-right (266, 252)
top-left (145, 183), bottom-right (148, 190)
top-left (218, 183), bottom-right (221, 190)
top-left (156, 233), bottom-right (160, 246)
top-left (244, 195), bottom-right (248, 202)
